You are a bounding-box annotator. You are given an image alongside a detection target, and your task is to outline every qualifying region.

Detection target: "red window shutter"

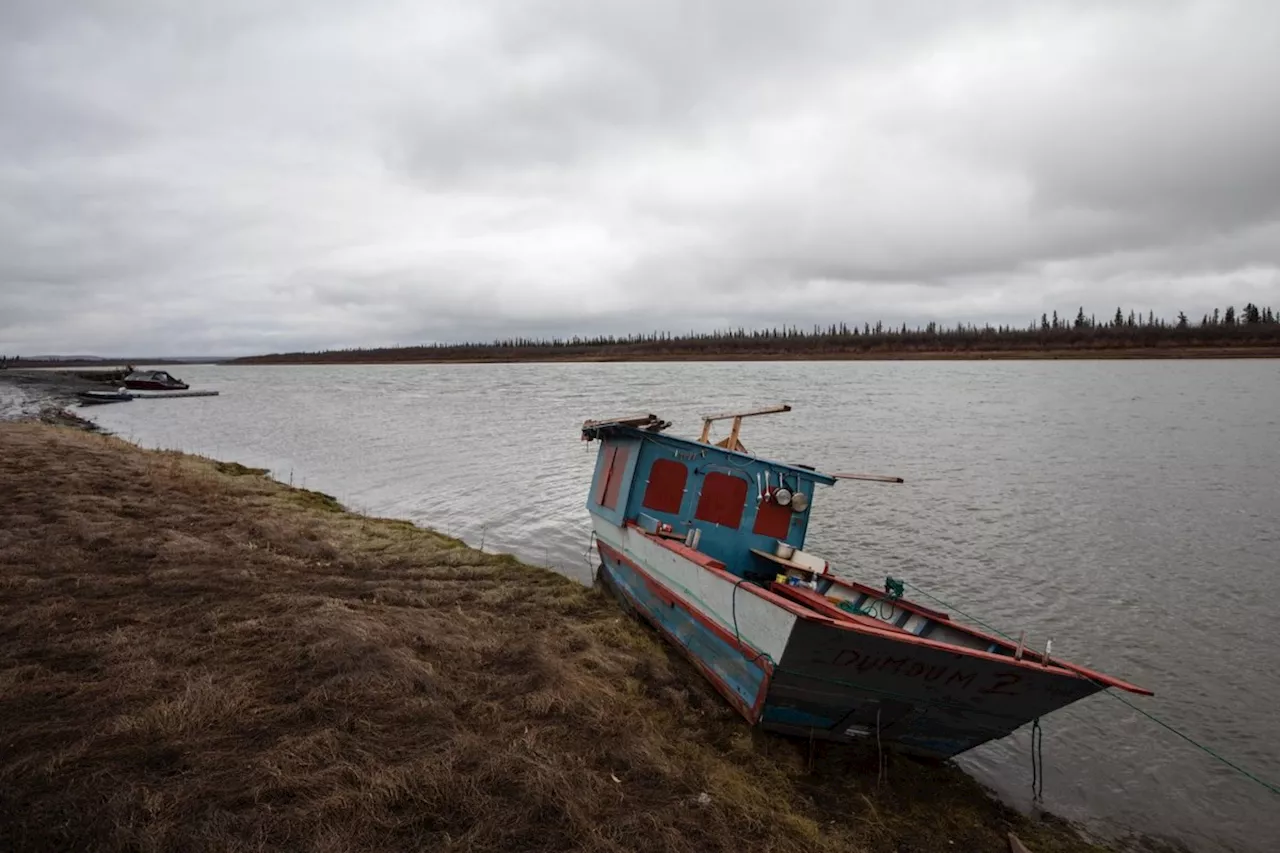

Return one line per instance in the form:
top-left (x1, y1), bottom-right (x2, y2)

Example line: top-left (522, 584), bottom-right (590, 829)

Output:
top-left (752, 498), bottom-right (793, 539)
top-left (642, 459), bottom-right (687, 514)
top-left (694, 472), bottom-right (749, 528)
top-left (600, 446), bottom-right (630, 510)
top-left (594, 446), bottom-right (618, 506)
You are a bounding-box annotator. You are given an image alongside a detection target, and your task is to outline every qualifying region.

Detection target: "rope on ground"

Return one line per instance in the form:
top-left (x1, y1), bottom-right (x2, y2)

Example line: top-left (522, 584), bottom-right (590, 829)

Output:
top-left (1030, 718), bottom-right (1044, 803)
top-left (893, 577), bottom-right (1280, 797)
top-left (876, 707), bottom-right (885, 788)
top-left (583, 531), bottom-right (598, 583)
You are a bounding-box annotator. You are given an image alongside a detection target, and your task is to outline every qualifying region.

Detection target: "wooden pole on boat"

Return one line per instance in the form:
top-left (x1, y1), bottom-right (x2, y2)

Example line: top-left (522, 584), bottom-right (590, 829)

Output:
top-left (831, 472), bottom-right (905, 483)
top-left (698, 404), bottom-right (791, 450)
top-left (726, 416), bottom-right (744, 450)
top-left (699, 404), bottom-right (791, 424)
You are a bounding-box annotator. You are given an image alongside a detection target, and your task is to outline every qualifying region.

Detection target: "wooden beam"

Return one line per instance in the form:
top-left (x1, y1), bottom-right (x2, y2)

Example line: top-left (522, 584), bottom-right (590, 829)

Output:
top-left (714, 435), bottom-right (747, 452)
top-left (699, 403), bottom-right (791, 449)
top-left (582, 413), bottom-right (668, 432)
top-left (726, 415), bottom-right (743, 450)
top-left (831, 472), bottom-right (905, 483)
top-left (699, 404), bottom-right (791, 423)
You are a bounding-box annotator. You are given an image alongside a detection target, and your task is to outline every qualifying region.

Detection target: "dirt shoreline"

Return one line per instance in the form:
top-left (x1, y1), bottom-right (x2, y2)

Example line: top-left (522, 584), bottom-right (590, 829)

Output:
top-left (0, 369), bottom-right (104, 429)
top-left (0, 422), bottom-right (1181, 852)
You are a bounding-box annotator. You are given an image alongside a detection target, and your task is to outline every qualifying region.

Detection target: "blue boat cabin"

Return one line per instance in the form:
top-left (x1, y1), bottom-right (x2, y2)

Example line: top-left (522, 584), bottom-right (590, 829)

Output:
top-left (584, 410), bottom-right (836, 584)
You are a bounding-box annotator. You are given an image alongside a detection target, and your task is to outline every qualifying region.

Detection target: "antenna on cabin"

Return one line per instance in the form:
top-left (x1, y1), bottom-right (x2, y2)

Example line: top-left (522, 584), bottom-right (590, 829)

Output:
top-left (697, 404), bottom-right (791, 453)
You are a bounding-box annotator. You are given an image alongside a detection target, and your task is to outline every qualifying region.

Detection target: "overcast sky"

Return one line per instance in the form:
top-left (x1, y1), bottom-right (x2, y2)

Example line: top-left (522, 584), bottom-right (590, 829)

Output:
top-left (2, 1), bottom-right (1278, 356)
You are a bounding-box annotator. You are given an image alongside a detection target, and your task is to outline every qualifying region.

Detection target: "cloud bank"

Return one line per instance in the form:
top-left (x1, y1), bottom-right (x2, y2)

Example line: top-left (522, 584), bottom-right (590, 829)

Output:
top-left (2, 0), bottom-right (1278, 355)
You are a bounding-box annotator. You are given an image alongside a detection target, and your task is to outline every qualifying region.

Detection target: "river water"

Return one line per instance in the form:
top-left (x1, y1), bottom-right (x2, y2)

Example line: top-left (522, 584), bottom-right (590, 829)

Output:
top-left (83, 360), bottom-right (1279, 852)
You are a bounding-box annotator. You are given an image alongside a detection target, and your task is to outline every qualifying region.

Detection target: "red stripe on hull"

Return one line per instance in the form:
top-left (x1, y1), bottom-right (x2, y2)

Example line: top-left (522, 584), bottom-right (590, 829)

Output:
top-left (596, 539), bottom-right (773, 721)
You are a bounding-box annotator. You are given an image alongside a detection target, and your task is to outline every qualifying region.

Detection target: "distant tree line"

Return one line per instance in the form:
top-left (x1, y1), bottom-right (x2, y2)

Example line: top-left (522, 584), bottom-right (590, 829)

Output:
top-left (231, 303), bottom-right (1280, 364)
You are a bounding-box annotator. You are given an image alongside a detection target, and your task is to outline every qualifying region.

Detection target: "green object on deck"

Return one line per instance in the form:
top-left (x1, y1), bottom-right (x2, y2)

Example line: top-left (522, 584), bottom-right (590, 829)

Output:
top-left (884, 576), bottom-right (904, 601)
top-left (836, 599), bottom-right (876, 618)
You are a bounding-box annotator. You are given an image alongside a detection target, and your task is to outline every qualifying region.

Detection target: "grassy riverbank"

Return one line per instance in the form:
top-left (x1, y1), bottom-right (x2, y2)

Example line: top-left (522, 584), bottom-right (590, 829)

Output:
top-left (0, 422), bottom-right (1138, 852)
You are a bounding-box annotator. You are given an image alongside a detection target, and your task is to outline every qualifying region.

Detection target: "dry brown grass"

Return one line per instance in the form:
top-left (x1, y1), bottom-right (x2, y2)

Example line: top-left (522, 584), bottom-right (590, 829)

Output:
top-left (0, 423), bottom-right (1124, 853)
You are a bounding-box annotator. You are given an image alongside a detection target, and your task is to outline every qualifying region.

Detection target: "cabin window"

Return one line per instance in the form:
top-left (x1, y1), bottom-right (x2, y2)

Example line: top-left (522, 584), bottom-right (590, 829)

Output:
top-left (694, 472), bottom-right (749, 528)
top-left (752, 497), bottom-right (793, 539)
top-left (595, 445), bottom-right (631, 510)
top-left (642, 458), bottom-right (687, 514)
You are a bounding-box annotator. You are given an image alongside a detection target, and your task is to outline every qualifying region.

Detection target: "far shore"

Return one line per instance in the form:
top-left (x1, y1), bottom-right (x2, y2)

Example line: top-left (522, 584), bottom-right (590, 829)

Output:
top-left (6, 345), bottom-right (1279, 371)
top-left (228, 345), bottom-right (1280, 366)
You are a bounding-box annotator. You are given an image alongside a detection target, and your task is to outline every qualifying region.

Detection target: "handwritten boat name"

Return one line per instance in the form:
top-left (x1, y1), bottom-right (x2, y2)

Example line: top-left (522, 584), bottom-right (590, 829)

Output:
top-left (822, 648), bottom-right (1024, 696)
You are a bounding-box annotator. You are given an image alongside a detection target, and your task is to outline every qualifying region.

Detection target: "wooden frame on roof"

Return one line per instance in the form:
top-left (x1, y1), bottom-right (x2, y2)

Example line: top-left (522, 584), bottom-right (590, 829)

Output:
top-left (697, 404), bottom-right (791, 452)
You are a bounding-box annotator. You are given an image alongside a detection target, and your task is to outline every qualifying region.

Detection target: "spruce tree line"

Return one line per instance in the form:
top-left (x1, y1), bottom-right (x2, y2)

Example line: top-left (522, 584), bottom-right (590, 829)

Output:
top-left (237, 304), bottom-right (1280, 363)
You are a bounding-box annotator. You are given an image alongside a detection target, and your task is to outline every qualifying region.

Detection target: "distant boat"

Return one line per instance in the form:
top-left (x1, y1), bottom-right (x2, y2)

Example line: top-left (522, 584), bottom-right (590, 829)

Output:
top-left (77, 389), bottom-right (133, 405)
top-left (581, 406), bottom-right (1151, 760)
top-left (123, 370), bottom-right (188, 391)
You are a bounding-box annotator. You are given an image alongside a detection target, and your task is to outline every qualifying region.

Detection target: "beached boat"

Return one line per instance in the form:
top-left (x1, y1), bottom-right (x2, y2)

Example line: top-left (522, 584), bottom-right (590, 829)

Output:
top-left (123, 370), bottom-right (188, 391)
top-left (581, 406), bottom-right (1151, 760)
top-left (77, 388), bottom-right (219, 404)
top-left (77, 389), bottom-right (133, 405)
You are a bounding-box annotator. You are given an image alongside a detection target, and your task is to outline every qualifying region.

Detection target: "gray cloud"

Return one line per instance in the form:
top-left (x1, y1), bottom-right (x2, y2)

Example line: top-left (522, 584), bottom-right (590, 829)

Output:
top-left (1, 0), bottom-right (1278, 356)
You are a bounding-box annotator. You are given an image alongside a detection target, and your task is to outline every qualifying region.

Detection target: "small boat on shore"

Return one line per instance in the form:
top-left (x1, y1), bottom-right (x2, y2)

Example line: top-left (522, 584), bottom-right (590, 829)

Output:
top-left (77, 389), bottom-right (133, 405)
top-left (76, 387), bottom-right (219, 406)
top-left (128, 389), bottom-right (219, 399)
top-left (124, 370), bottom-right (188, 391)
top-left (581, 406), bottom-right (1150, 759)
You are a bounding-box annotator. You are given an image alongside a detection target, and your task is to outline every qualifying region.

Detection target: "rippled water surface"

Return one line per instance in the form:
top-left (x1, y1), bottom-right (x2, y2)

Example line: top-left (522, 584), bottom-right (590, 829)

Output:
top-left (85, 360), bottom-right (1280, 852)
